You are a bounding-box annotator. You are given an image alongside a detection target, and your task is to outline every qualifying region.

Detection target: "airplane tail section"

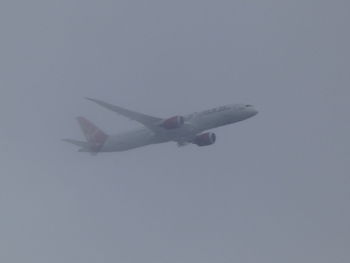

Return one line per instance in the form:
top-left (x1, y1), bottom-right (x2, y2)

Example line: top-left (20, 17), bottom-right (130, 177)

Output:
top-left (76, 117), bottom-right (108, 147)
top-left (63, 117), bottom-right (108, 153)
top-left (62, 138), bottom-right (91, 149)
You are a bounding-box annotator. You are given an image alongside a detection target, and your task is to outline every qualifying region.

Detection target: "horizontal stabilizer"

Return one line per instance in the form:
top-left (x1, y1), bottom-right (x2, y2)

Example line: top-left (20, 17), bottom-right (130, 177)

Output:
top-left (62, 139), bottom-right (91, 149)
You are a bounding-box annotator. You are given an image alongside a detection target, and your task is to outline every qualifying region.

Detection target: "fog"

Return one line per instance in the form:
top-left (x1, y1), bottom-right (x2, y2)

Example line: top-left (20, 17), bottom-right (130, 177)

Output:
top-left (0, 1), bottom-right (349, 262)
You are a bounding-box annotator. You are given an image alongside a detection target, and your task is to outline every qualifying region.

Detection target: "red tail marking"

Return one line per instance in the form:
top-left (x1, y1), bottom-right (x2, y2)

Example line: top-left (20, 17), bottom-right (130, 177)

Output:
top-left (77, 117), bottom-right (108, 146)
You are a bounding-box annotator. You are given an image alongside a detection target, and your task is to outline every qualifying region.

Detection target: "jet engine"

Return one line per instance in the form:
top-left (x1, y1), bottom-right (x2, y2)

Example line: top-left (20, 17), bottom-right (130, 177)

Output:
top-left (161, 116), bottom-right (185, 129)
top-left (193, 132), bottom-right (216, 146)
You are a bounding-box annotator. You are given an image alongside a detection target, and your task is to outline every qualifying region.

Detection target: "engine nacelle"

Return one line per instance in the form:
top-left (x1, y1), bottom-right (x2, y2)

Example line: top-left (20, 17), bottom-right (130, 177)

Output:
top-left (161, 116), bottom-right (185, 129)
top-left (194, 132), bottom-right (216, 146)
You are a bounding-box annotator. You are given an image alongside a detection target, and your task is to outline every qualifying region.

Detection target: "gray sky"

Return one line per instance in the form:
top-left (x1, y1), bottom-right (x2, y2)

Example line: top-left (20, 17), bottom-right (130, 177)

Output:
top-left (0, 0), bottom-right (349, 262)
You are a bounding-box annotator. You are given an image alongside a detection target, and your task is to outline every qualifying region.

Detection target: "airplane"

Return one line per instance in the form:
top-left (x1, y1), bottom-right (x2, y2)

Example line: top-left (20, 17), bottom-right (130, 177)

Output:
top-left (63, 98), bottom-right (258, 154)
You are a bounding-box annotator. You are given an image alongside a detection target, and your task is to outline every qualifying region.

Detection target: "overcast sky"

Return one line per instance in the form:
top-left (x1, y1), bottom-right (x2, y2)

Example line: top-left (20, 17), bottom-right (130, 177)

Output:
top-left (0, 1), bottom-right (349, 262)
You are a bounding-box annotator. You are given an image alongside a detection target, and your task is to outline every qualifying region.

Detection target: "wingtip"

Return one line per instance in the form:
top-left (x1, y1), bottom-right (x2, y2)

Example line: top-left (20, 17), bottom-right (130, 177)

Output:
top-left (76, 116), bottom-right (85, 122)
top-left (86, 97), bottom-right (103, 104)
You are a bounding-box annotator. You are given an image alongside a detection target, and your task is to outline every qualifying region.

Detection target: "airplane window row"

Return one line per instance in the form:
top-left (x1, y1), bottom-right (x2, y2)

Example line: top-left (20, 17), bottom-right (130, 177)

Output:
top-left (203, 106), bottom-right (230, 115)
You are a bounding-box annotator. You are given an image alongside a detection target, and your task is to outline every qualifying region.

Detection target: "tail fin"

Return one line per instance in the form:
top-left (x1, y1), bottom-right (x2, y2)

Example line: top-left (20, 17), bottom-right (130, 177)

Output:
top-left (76, 117), bottom-right (108, 148)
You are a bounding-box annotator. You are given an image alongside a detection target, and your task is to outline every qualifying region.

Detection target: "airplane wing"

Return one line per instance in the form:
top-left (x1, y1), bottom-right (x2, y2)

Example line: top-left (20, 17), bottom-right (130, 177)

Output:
top-left (86, 98), bottom-right (163, 131)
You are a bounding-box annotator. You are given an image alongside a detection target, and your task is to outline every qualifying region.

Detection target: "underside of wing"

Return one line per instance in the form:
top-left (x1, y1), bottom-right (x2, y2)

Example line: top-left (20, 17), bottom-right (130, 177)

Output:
top-left (86, 98), bottom-right (163, 131)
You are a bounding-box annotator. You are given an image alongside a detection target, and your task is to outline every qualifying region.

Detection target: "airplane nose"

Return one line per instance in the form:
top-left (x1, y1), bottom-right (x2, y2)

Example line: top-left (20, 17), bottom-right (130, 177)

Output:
top-left (241, 105), bottom-right (258, 118)
top-left (248, 107), bottom-right (258, 117)
top-left (252, 108), bottom-right (258, 116)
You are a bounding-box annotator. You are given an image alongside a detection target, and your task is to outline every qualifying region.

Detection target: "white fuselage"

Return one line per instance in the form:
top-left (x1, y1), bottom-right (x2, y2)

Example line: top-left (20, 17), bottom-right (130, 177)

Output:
top-left (100, 104), bottom-right (258, 152)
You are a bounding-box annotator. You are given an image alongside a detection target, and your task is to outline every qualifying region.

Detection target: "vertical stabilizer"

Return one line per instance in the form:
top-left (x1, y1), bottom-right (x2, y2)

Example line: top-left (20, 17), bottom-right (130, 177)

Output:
top-left (77, 117), bottom-right (108, 151)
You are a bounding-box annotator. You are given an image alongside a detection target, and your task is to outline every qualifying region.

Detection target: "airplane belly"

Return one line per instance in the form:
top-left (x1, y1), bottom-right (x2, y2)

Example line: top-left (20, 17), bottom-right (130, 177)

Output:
top-left (101, 129), bottom-right (159, 152)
